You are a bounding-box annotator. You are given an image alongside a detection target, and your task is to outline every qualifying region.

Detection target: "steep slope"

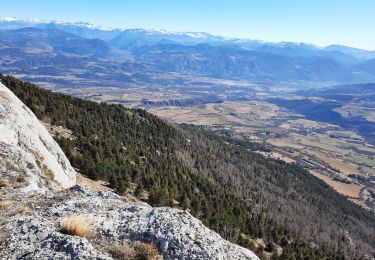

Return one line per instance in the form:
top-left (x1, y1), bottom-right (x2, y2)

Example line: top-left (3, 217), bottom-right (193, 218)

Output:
top-left (0, 82), bottom-right (75, 191)
top-left (0, 80), bottom-right (258, 259)
top-left (3, 75), bottom-right (375, 258)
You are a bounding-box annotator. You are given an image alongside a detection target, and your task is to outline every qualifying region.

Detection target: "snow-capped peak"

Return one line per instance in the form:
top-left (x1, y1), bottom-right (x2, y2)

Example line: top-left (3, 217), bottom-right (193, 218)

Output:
top-left (0, 17), bottom-right (115, 31)
top-left (0, 17), bottom-right (222, 39)
top-left (0, 17), bottom-right (41, 23)
top-left (0, 17), bottom-right (19, 22)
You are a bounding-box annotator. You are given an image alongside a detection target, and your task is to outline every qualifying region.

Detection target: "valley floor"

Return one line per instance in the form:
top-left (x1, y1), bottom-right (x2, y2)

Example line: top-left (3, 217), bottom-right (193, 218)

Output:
top-left (146, 100), bottom-right (375, 212)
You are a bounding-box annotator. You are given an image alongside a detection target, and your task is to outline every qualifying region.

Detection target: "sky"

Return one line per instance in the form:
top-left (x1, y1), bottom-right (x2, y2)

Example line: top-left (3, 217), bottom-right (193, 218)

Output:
top-left (1, 0), bottom-right (374, 50)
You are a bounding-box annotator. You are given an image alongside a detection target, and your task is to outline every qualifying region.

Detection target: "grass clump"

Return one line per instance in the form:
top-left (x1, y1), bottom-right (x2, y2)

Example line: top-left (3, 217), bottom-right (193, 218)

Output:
top-left (0, 200), bottom-right (14, 210)
top-left (15, 206), bottom-right (29, 215)
top-left (104, 241), bottom-right (162, 260)
top-left (60, 214), bottom-right (92, 237)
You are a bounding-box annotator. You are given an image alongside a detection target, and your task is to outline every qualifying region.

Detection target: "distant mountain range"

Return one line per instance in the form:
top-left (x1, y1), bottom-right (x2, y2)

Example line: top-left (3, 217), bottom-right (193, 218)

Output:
top-left (0, 27), bottom-right (117, 58)
top-left (0, 17), bottom-right (375, 85)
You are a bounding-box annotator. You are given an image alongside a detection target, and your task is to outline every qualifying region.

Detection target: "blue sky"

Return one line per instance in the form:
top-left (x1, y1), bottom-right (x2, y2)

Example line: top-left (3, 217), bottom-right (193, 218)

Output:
top-left (1, 0), bottom-right (374, 50)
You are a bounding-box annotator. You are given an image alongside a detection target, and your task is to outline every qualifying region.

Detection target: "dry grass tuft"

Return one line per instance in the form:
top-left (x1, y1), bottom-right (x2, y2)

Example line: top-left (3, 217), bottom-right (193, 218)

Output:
top-left (131, 241), bottom-right (162, 260)
top-left (15, 206), bottom-right (29, 215)
top-left (0, 200), bottom-right (14, 210)
top-left (60, 214), bottom-right (93, 237)
top-left (100, 241), bottom-right (162, 260)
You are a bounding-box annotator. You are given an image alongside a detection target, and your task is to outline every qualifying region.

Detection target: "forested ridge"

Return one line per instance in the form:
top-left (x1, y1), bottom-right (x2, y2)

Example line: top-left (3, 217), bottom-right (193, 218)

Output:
top-left (2, 74), bottom-right (375, 259)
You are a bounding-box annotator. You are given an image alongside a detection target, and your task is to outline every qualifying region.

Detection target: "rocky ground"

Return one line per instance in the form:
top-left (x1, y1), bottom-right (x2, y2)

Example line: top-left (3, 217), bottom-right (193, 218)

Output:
top-left (0, 185), bottom-right (258, 259)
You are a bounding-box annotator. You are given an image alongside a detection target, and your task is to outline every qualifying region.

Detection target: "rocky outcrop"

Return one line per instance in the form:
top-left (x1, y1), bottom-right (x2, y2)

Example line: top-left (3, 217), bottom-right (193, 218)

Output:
top-left (0, 82), bottom-right (75, 191)
top-left (1, 186), bottom-right (258, 259)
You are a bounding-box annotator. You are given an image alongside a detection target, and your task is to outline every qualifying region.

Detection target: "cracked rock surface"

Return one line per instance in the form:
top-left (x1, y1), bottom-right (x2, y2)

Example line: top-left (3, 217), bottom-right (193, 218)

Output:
top-left (1, 186), bottom-right (258, 260)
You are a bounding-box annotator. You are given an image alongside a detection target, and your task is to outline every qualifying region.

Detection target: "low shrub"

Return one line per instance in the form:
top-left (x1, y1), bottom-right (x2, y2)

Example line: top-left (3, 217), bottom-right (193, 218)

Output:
top-left (60, 214), bottom-right (92, 237)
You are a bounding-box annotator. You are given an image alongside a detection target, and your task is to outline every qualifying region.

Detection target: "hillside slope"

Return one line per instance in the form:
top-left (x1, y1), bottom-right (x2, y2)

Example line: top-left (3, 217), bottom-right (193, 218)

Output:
top-left (0, 80), bottom-right (258, 259)
top-left (1, 75), bottom-right (375, 259)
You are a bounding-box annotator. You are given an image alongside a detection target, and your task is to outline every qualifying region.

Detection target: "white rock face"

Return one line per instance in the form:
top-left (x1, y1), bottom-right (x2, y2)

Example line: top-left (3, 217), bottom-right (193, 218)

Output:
top-left (1, 186), bottom-right (259, 260)
top-left (0, 82), bottom-right (75, 191)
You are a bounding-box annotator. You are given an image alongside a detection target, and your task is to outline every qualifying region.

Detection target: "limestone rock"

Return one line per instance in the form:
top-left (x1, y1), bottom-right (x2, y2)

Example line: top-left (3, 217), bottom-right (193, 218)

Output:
top-left (1, 187), bottom-right (258, 259)
top-left (0, 82), bottom-right (75, 192)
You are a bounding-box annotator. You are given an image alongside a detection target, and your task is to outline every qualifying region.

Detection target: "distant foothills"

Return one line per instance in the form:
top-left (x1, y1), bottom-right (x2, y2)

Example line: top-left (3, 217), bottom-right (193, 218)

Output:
top-left (0, 17), bottom-right (375, 85)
